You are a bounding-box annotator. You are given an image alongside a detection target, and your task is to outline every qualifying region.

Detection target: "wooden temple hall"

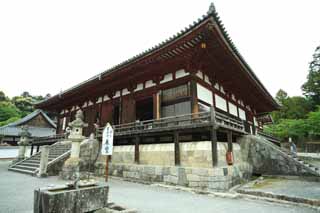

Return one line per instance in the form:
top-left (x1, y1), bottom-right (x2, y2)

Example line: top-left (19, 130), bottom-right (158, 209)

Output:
top-left (36, 4), bottom-right (279, 164)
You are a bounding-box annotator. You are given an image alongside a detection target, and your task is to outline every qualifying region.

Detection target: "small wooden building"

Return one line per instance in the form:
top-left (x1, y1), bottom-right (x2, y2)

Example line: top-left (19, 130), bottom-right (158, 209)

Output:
top-left (0, 110), bottom-right (56, 145)
top-left (36, 4), bottom-right (279, 156)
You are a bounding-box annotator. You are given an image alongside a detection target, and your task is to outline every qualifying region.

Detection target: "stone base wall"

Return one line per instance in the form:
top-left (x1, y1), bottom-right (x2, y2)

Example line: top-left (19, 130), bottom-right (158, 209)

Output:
top-left (94, 141), bottom-right (249, 191)
top-left (238, 135), bottom-right (320, 176)
top-left (110, 141), bottom-right (243, 167)
top-left (94, 162), bottom-right (252, 191)
top-left (140, 143), bottom-right (175, 166)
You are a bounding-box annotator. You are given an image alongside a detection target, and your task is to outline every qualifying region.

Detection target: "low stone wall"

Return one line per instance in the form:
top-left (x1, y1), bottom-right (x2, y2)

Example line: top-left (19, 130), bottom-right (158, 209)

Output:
top-left (95, 162), bottom-right (252, 191)
top-left (110, 141), bottom-right (243, 168)
top-left (140, 143), bottom-right (174, 166)
top-left (112, 145), bottom-right (135, 164)
top-left (94, 141), bottom-right (250, 191)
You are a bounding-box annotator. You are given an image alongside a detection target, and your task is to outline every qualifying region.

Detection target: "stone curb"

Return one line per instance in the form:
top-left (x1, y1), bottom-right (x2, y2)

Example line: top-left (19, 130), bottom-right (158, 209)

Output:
top-left (102, 176), bottom-right (320, 211)
top-left (151, 183), bottom-right (320, 211)
top-left (237, 189), bottom-right (320, 209)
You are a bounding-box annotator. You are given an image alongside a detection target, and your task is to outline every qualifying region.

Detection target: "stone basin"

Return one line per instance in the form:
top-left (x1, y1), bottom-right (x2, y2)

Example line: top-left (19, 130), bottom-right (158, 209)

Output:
top-left (34, 181), bottom-right (109, 213)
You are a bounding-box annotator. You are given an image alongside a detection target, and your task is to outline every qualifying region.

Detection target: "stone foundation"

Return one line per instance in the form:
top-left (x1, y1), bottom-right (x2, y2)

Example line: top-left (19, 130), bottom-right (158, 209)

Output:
top-left (111, 141), bottom-right (243, 167)
top-left (94, 141), bottom-right (250, 191)
top-left (95, 162), bottom-right (252, 191)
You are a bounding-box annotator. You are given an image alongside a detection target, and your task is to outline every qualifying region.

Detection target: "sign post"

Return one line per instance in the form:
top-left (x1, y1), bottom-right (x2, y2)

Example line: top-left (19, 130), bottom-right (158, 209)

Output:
top-left (101, 123), bottom-right (114, 182)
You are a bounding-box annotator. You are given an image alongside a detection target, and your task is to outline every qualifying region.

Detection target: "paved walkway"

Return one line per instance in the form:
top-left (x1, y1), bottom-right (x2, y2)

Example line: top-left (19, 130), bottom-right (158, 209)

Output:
top-left (0, 160), bottom-right (318, 213)
top-left (238, 176), bottom-right (320, 204)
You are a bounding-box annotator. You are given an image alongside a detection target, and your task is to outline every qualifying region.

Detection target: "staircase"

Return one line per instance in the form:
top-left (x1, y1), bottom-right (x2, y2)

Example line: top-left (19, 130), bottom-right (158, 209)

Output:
top-left (257, 135), bottom-right (320, 174)
top-left (240, 135), bottom-right (320, 177)
top-left (8, 142), bottom-right (71, 175)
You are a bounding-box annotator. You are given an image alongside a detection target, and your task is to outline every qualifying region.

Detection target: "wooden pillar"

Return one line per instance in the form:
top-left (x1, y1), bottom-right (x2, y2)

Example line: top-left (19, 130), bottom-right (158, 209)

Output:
top-left (190, 79), bottom-right (199, 115)
top-left (135, 136), bottom-right (140, 164)
top-left (99, 96), bottom-right (104, 126)
top-left (153, 91), bottom-right (161, 120)
top-left (174, 131), bottom-right (180, 166)
top-left (56, 112), bottom-right (61, 134)
top-left (210, 106), bottom-right (218, 166)
top-left (30, 145), bottom-right (34, 156)
top-left (227, 131), bottom-right (233, 152)
top-left (36, 145), bottom-right (40, 153)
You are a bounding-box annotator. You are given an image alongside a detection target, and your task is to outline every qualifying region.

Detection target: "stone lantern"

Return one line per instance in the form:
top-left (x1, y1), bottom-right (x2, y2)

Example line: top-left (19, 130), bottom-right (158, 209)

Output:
top-left (68, 110), bottom-right (88, 160)
top-left (61, 110), bottom-right (88, 180)
top-left (16, 126), bottom-right (31, 162)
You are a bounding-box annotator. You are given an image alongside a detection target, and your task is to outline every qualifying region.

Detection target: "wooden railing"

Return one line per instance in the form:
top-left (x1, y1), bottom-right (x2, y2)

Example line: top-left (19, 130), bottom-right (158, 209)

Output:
top-left (96, 108), bottom-right (246, 137)
top-left (257, 130), bottom-right (280, 144)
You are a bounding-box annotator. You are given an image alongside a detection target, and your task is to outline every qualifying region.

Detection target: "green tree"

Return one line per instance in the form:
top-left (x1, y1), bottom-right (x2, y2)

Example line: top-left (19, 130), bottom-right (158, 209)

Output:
top-left (0, 102), bottom-right (20, 123)
top-left (271, 91), bottom-right (313, 123)
top-left (11, 96), bottom-right (34, 117)
top-left (302, 46), bottom-right (320, 106)
top-left (0, 91), bottom-right (6, 102)
top-left (275, 89), bottom-right (288, 104)
top-left (306, 107), bottom-right (320, 138)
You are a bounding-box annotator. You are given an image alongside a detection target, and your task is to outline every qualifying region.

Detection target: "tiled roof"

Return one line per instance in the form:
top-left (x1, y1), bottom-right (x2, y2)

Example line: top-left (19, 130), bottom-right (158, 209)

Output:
top-left (0, 110), bottom-right (56, 137)
top-left (0, 126), bottom-right (56, 137)
top-left (36, 2), bottom-right (278, 108)
top-left (2, 109), bottom-right (56, 129)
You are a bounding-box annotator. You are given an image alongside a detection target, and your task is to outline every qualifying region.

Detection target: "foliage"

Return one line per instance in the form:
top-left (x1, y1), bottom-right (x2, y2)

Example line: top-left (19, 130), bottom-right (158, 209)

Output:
top-left (0, 91), bottom-right (49, 127)
top-left (0, 116), bottom-right (20, 127)
top-left (302, 46), bottom-right (320, 106)
top-left (0, 91), bottom-right (6, 102)
top-left (272, 89), bottom-right (313, 123)
top-left (0, 101), bottom-right (21, 123)
top-left (266, 107), bottom-right (320, 142)
top-left (307, 107), bottom-right (320, 137)
top-left (11, 96), bottom-right (34, 117)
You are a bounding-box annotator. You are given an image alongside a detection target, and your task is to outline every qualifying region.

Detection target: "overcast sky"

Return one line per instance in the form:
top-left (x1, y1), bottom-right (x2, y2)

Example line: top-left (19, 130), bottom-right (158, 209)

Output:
top-left (0, 0), bottom-right (319, 98)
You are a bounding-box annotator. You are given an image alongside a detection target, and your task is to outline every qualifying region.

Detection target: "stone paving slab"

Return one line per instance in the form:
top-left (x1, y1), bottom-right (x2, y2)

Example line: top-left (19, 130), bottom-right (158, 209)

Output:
top-left (237, 176), bottom-right (320, 206)
top-left (0, 160), bottom-right (318, 213)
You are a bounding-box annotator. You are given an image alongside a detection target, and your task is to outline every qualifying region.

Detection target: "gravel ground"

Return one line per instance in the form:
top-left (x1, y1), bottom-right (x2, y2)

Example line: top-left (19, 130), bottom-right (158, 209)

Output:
top-left (0, 160), bottom-right (318, 213)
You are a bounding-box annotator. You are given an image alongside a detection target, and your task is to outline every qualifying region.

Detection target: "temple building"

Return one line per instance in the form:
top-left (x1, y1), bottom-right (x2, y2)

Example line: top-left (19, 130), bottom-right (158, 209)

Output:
top-left (0, 110), bottom-right (56, 145)
top-left (35, 3), bottom-right (279, 166)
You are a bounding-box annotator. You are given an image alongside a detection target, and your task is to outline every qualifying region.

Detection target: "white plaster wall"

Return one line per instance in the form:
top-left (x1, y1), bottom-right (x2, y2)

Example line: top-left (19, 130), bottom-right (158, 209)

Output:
top-left (228, 102), bottom-right (238, 117)
top-left (134, 83), bottom-right (143, 92)
top-left (160, 73), bottom-right (173, 84)
top-left (145, 80), bottom-right (156, 88)
top-left (197, 84), bottom-right (213, 105)
top-left (175, 69), bottom-right (188, 79)
top-left (215, 94), bottom-right (227, 111)
top-left (239, 108), bottom-right (246, 120)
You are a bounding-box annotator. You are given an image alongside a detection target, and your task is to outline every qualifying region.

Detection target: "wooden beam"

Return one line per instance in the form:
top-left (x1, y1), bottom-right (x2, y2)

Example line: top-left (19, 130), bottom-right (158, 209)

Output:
top-left (210, 106), bottom-right (218, 167)
top-left (30, 145), bottom-right (34, 156)
top-left (135, 136), bottom-right (140, 164)
top-left (174, 131), bottom-right (180, 166)
top-left (211, 127), bottom-right (218, 167)
top-left (190, 78), bottom-right (199, 115)
top-left (153, 92), bottom-right (160, 120)
top-left (227, 131), bottom-right (233, 152)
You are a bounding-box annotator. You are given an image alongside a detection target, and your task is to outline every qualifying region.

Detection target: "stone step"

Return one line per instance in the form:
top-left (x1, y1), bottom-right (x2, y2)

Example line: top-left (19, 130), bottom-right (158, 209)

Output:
top-left (8, 167), bottom-right (36, 175)
top-left (13, 165), bottom-right (38, 171)
top-left (31, 157), bottom-right (56, 161)
top-left (20, 162), bottom-right (39, 168)
top-left (27, 159), bottom-right (41, 164)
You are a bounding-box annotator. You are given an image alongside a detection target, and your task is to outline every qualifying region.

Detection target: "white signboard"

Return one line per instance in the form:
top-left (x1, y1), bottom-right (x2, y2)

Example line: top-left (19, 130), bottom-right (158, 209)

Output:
top-left (101, 123), bottom-right (114, 156)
